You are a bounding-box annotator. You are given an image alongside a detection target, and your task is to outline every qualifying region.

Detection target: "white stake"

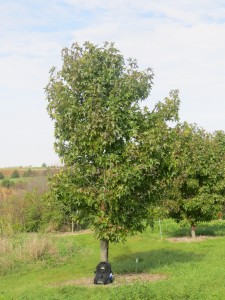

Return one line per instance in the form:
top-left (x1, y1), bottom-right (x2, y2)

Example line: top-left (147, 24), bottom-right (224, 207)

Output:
top-left (135, 258), bottom-right (139, 273)
top-left (159, 219), bottom-right (163, 240)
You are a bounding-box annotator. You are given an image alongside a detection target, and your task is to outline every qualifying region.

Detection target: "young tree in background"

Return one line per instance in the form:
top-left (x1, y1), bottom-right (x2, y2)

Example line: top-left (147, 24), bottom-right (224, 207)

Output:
top-left (23, 168), bottom-right (36, 177)
top-left (11, 169), bottom-right (19, 179)
top-left (45, 42), bottom-right (180, 261)
top-left (164, 122), bottom-right (225, 237)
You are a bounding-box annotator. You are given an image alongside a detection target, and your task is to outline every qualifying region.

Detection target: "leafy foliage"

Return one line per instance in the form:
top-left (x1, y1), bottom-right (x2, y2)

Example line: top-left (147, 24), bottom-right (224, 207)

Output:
top-left (46, 41), bottom-right (180, 244)
top-left (0, 172), bottom-right (4, 180)
top-left (0, 190), bottom-right (65, 234)
top-left (164, 122), bottom-right (225, 234)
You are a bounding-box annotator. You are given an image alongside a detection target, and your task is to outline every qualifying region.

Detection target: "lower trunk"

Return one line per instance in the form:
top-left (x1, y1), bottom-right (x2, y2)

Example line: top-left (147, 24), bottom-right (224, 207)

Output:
top-left (100, 239), bottom-right (109, 262)
top-left (191, 224), bottom-right (196, 238)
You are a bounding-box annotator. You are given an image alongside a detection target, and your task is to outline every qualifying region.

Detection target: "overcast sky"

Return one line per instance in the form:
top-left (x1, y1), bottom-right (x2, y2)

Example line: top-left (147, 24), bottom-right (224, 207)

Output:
top-left (1, 0), bottom-right (225, 167)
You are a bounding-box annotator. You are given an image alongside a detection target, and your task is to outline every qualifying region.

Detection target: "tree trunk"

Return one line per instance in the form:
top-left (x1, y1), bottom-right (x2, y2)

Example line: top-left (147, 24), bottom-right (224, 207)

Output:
top-left (100, 239), bottom-right (109, 262)
top-left (191, 224), bottom-right (196, 238)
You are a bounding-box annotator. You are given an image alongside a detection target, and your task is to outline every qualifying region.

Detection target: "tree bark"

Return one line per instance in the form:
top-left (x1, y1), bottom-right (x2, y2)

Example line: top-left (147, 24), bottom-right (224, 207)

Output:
top-left (100, 239), bottom-right (109, 262)
top-left (191, 224), bottom-right (196, 238)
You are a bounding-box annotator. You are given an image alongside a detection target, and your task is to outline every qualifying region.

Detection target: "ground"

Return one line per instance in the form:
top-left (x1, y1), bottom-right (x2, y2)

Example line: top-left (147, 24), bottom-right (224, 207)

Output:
top-left (167, 236), bottom-right (215, 242)
top-left (54, 231), bottom-right (214, 287)
top-left (55, 273), bottom-right (167, 287)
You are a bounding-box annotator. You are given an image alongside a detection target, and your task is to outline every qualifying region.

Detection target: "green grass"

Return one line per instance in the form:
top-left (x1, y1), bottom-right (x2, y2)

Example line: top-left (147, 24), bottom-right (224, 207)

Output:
top-left (1, 220), bottom-right (225, 299)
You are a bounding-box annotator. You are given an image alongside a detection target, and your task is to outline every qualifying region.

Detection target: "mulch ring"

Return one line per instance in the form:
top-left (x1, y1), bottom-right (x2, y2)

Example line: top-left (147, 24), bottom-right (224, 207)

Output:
top-left (55, 273), bottom-right (167, 287)
top-left (167, 236), bottom-right (215, 243)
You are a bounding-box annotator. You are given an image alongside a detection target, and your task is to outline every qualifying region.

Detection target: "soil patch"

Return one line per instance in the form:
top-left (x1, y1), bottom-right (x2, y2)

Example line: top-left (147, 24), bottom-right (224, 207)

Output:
top-left (54, 273), bottom-right (167, 287)
top-left (167, 236), bottom-right (215, 243)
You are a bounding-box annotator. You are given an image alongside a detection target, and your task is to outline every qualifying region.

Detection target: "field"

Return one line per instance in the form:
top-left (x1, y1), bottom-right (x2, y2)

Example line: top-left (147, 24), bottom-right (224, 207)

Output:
top-left (0, 166), bottom-right (59, 196)
top-left (0, 167), bottom-right (43, 177)
top-left (0, 166), bottom-right (59, 179)
top-left (0, 219), bottom-right (225, 299)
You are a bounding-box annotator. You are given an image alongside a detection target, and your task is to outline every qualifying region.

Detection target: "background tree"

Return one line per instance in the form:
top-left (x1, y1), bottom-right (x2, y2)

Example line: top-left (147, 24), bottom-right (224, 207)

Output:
top-left (23, 168), bottom-right (36, 177)
top-left (213, 130), bottom-right (225, 218)
top-left (1, 179), bottom-right (14, 189)
top-left (11, 169), bottom-right (20, 178)
top-left (0, 172), bottom-right (4, 180)
top-left (46, 41), bottom-right (180, 261)
top-left (164, 122), bottom-right (225, 237)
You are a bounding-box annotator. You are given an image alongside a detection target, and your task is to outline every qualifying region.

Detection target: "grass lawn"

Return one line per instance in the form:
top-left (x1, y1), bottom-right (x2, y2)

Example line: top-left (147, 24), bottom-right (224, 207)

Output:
top-left (1, 219), bottom-right (225, 299)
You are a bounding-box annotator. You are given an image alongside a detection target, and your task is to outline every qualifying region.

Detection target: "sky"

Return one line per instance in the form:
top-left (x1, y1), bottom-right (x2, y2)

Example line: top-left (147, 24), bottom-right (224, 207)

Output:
top-left (1, 0), bottom-right (225, 167)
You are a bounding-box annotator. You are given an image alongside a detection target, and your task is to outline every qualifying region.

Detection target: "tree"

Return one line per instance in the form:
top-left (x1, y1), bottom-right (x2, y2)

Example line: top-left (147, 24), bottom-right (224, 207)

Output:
top-left (11, 169), bottom-right (19, 178)
top-left (23, 168), bottom-right (36, 177)
top-left (213, 130), bottom-right (225, 218)
top-left (45, 41), bottom-right (180, 261)
top-left (164, 122), bottom-right (225, 237)
top-left (213, 130), bottom-right (225, 157)
top-left (0, 172), bottom-right (4, 180)
top-left (1, 179), bottom-right (14, 188)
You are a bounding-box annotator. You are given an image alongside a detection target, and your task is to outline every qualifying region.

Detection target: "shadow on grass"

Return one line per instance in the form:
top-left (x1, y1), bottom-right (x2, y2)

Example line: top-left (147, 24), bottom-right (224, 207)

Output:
top-left (112, 248), bottom-right (202, 274)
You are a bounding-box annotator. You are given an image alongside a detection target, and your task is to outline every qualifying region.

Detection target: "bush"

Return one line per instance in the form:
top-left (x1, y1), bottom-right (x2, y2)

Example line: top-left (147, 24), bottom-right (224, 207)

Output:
top-left (11, 169), bottom-right (20, 178)
top-left (23, 168), bottom-right (36, 177)
top-left (0, 189), bottom-right (66, 234)
top-left (0, 172), bottom-right (4, 180)
top-left (1, 179), bottom-right (14, 188)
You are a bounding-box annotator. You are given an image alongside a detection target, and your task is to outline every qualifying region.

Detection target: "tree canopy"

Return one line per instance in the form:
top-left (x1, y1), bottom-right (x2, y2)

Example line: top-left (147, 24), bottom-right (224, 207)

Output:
top-left (45, 41), bottom-right (180, 260)
top-left (164, 122), bottom-right (225, 237)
